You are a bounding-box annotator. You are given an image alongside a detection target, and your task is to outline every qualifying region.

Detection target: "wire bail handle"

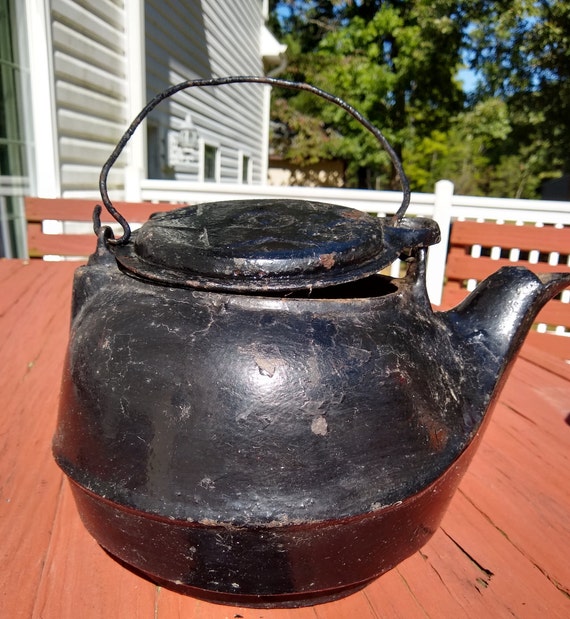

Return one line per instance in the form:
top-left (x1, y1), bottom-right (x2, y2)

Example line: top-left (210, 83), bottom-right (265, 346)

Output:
top-left (94, 76), bottom-right (412, 246)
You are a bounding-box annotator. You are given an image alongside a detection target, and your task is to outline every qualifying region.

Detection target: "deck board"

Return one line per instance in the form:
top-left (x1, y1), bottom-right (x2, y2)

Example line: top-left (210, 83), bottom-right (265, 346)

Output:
top-left (0, 261), bottom-right (76, 618)
top-left (33, 482), bottom-right (158, 618)
top-left (1, 259), bottom-right (569, 618)
top-left (362, 567), bottom-right (431, 618)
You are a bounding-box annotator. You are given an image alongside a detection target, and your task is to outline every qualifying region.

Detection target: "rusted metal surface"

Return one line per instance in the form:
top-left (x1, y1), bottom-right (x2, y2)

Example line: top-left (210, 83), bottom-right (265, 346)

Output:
top-left (53, 234), bottom-right (569, 605)
top-left (47, 76), bottom-right (570, 607)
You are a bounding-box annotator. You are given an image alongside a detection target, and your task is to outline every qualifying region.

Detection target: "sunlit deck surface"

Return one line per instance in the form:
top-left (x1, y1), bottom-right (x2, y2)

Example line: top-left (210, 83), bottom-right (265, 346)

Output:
top-left (1, 259), bottom-right (569, 618)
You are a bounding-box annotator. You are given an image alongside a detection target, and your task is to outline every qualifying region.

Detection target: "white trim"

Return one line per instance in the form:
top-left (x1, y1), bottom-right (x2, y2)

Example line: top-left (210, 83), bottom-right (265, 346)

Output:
top-left (13, 1), bottom-right (33, 196)
top-left (23, 0), bottom-right (60, 197)
top-left (260, 26), bottom-right (287, 63)
top-left (197, 138), bottom-right (205, 183)
top-left (123, 0), bottom-right (146, 201)
top-left (260, 84), bottom-right (270, 183)
top-left (426, 180), bottom-right (454, 305)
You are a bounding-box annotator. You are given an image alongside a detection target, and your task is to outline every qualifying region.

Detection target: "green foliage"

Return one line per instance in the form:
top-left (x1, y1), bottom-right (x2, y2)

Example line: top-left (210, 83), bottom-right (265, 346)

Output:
top-left (465, 0), bottom-right (569, 194)
top-left (269, 0), bottom-right (569, 196)
top-left (270, 0), bottom-right (466, 188)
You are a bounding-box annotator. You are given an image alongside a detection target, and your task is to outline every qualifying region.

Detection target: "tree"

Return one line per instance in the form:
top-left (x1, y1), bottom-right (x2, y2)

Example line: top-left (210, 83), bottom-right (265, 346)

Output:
top-left (269, 1), bottom-right (467, 189)
top-left (463, 0), bottom-right (570, 183)
top-left (403, 98), bottom-right (512, 195)
top-left (269, 1), bottom-right (570, 197)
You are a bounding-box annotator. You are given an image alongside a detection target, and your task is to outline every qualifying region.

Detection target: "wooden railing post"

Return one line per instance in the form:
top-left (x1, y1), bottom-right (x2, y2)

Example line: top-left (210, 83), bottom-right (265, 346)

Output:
top-left (427, 179), bottom-right (454, 305)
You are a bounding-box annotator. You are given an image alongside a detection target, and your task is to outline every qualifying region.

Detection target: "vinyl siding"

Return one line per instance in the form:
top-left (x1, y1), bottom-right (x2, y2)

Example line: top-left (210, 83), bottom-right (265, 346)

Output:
top-left (49, 0), bottom-right (266, 194)
top-left (145, 0), bottom-right (266, 183)
top-left (51, 0), bottom-right (128, 195)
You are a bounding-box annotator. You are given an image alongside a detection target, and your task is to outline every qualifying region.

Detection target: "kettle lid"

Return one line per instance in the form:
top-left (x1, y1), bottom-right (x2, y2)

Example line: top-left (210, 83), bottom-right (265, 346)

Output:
top-left (112, 198), bottom-right (439, 292)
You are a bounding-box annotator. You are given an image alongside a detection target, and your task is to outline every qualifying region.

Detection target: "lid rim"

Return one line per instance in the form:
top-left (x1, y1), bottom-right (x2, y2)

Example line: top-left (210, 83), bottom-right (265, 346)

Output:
top-left (110, 200), bottom-right (440, 292)
top-left (113, 243), bottom-right (401, 293)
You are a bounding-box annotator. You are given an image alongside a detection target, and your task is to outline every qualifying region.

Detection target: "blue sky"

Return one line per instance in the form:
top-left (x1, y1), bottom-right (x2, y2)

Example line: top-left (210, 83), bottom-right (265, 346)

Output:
top-left (458, 67), bottom-right (478, 93)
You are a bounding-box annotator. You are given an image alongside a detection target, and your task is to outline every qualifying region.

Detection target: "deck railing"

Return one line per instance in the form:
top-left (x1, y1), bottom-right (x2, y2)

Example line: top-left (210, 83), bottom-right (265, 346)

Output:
top-left (139, 179), bottom-right (570, 305)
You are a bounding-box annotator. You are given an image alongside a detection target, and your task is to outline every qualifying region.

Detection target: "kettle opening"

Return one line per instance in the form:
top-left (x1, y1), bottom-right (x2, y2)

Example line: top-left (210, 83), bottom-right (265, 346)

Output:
top-left (255, 273), bottom-right (399, 300)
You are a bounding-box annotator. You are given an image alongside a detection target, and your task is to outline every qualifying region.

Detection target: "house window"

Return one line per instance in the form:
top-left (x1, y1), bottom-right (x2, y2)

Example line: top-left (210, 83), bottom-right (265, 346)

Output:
top-left (0, 0), bottom-right (30, 257)
top-left (147, 124), bottom-right (162, 179)
top-left (241, 155), bottom-right (251, 184)
top-left (204, 144), bottom-right (218, 182)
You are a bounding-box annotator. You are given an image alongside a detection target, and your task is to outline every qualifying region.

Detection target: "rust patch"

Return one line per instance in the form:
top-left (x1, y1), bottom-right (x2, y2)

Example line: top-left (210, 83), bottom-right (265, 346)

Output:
top-left (255, 356), bottom-right (281, 378)
top-left (311, 415), bottom-right (328, 436)
top-left (419, 412), bottom-right (449, 451)
top-left (319, 253), bottom-right (336, 270)
top-left (428, 426), bottom-right (448, 450)
top-left (341, 209), bottom-right (368, 220)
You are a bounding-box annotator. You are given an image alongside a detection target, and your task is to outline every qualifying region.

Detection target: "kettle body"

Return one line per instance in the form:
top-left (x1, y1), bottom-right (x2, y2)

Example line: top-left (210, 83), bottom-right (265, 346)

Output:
top-left (52, 76), bottom-right (570, 607)
top-left (54, 247), bottom-right (486, 606)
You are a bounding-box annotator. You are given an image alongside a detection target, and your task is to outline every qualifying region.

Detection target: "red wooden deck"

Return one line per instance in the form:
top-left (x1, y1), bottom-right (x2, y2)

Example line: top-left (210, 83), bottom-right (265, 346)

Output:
top-left (1, 258), bottom-right (569, 618)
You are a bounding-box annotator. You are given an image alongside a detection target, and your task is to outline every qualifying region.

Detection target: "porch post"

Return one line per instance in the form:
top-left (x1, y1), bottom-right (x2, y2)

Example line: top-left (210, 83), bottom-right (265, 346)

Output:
top-left (22, 0), bottom-right (60, 197)
top-left (123, 0), bottom-right (146, 201)
top-left (260, 84), bottom-right (271, 184)
top-left (427, 179), bottom-right (454, 305)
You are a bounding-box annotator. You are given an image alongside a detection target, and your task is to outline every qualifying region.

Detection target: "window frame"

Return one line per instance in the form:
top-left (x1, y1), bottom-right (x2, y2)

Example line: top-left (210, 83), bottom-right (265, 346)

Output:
top-left (238, 151), bottom-right (252, 184)
top-left (200, 140), bottom-right (221, 183)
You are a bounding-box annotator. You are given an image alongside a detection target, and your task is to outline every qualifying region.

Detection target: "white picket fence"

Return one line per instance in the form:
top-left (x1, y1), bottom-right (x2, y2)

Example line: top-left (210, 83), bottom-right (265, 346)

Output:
top-left (139, 178), bottom-right (570, 305)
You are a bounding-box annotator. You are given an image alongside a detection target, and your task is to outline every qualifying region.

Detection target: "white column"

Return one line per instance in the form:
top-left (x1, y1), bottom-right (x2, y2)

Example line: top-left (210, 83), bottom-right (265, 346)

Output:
top-left (260, 84), bottom-right (271, 184)
top-left (22, 0), bottom-right (60, 197)
top-left (123, 0), bottom-right (146, 201)
top-left (426, 179), bottom-right (454, 306)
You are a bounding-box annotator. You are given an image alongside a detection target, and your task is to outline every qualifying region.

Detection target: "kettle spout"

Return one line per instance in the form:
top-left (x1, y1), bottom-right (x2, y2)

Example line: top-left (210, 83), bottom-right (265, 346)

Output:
top-left (442, 267), bottom-right (570, 364)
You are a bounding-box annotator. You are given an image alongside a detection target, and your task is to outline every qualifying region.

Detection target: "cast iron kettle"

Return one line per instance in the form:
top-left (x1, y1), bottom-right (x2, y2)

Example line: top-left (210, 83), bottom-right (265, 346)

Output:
top-left (53, 77), bottom-right (570, 608)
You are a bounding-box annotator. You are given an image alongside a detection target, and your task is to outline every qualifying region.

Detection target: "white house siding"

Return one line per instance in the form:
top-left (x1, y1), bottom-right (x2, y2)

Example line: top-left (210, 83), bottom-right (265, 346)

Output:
top-left (145, 0), bottom-right (266, 184)
top-left (51, 0), bottom-right (128, 196)
top-left (34, 0), bottom-right (266, 196)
